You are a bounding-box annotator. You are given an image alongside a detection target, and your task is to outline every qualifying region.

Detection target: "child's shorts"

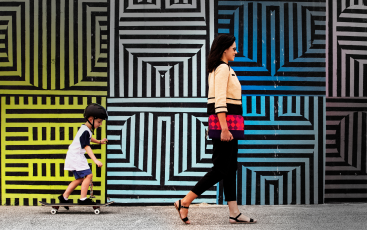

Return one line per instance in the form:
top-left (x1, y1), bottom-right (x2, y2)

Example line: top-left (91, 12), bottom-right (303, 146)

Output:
top-left (72, 169), bottom-right (92, 179)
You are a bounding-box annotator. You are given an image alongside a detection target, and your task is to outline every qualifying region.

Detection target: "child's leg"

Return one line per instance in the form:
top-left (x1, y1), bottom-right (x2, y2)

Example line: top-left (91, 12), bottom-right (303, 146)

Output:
top-left (80, 174), bottom-right (93, 199)
top-left (63, 178), bottom-right (84, 198)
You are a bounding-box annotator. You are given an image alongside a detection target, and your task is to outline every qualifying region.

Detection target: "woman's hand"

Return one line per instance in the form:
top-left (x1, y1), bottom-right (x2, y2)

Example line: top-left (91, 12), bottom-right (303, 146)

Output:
top-left (217, 113), bottom-right (233, 142)
top-left (221, 129), bottom-right (233, 142)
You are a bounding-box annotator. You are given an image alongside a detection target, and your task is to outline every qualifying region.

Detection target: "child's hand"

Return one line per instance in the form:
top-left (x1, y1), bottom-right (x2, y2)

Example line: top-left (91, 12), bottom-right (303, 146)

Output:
top-left (100, 138), bottom-right (108, 144)
top-left (94, 159), bottom-right (103, 167)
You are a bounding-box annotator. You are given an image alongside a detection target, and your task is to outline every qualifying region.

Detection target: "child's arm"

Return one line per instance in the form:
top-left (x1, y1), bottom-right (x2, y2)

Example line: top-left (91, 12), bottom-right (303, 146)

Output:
top-left (91, 137), bottom-right (108, 144)
top-left (85, 146), bottom-right (103, 167)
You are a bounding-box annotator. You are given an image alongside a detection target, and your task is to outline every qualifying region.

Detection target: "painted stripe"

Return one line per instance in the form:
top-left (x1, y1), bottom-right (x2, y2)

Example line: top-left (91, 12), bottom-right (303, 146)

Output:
top-left (120, 30), bottom-right (207, 35)
top-left (107, 190), bottom-right (216, 195)
top-left (238, 149), bottom-right (315, 154)
top-left (277, 67), bottom-right (325, 72)
top-left (237, 76), bottom-right (325, 82)
top-left (242, 86), bottom-right (325, 91)
top-left (109, 198), bottom-right (216, 203)
top-left (218, 28), bottom-right (230, 33)
top-left (218, 19), bottom-right (231, 24)
top-left (108, 107), bottom-right (207, 112)
top-left (126, 48), bottom-right (201, 53)
top-left (244, 120), bottom-right (311, 125)
top-left (119, 21), bottom-right (207, 26)
top-left (244, 130), bottom-right (315, 134)
top-left (238, 140), bottom-right (315, 145)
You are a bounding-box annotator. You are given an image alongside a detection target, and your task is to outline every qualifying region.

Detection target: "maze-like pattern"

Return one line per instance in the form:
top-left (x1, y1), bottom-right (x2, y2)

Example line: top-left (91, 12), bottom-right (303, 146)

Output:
top-left (107, 0), bottom-right (327, 205)
top-left (106, 98), bottom-right (216, 204)
top-left (109, 0), bottom-right (213, 98)
top-left (325, 98), bottom-right (367, 202)
top-left (325, 0), bottom-right (367, 203)
top-left (0, 0), bottom-right (108, 95)
top-left (217, 96), bottom-right (325, 205)
top-left (0, 96), bottom-right (106, 205)
top-left (107, 0), bottom-right (216, 204)
top-left (0, 0), bottom-right (337, 205)
top-left (217, 1), bottom-right (326, 95)
top-left (327, 0), bottom-right (367, 97)
top-left (0, 1), bottom-right (28, 85)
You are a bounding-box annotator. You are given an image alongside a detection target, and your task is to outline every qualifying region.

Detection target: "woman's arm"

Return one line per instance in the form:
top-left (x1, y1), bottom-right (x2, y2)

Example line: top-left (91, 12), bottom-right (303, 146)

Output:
top-left (214, 65), bottom-right (233, 142)
top-left (217, 112), bottom-right (233, 142)
top-left (214, 65), bottom-right (230, 114)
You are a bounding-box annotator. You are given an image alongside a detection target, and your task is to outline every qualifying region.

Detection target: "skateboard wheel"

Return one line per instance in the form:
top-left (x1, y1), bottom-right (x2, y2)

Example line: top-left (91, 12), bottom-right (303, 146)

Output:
top-left (51, 209), bottom-right (58, 215)
top-left (94, 209), bottom-right (100, 215)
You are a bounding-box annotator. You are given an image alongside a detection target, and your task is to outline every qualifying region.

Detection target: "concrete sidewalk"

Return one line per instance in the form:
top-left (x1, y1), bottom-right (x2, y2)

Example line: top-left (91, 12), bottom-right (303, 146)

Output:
top-left (0, 203), bottom-right (365, 230)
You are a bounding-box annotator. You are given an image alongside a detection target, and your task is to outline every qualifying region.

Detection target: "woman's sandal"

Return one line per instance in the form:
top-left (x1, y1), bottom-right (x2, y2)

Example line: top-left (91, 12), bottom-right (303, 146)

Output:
top-left (229, 213), bottom-right (257, 224)
top-left (174, 200), bottom-right (190, 224)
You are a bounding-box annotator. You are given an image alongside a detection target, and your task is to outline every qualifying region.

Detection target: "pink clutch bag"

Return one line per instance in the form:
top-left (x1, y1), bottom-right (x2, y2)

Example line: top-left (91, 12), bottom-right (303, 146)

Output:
top-left (208, 114), bottom-right (245, 140)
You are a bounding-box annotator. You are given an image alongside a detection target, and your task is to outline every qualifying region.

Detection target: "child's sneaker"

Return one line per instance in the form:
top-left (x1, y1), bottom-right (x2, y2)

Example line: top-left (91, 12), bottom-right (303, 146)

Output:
top-left (58, 195), bottom-right (69, 210)
top-left (78, 198), bottom-right (96, 205)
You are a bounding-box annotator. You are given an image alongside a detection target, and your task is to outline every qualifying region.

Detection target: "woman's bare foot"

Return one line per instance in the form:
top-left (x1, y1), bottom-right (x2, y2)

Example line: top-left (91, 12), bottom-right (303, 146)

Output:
top-left (174, 200), bottom-right (190, 224)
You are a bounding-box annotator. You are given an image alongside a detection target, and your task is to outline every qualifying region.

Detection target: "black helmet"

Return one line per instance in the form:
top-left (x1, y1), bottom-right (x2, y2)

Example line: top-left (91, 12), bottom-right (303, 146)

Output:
top-left (84, 103), bottom-right (108, 120)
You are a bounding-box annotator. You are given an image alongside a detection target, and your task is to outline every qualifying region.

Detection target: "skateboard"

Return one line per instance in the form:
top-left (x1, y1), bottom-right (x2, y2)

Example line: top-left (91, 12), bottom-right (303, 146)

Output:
top-left (39, 201), bottom-right (114, 215)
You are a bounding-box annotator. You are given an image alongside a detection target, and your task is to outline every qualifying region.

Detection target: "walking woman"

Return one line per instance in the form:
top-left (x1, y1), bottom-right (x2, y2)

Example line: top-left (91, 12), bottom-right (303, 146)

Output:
top-left (174, 34), bottom-right (257, 225)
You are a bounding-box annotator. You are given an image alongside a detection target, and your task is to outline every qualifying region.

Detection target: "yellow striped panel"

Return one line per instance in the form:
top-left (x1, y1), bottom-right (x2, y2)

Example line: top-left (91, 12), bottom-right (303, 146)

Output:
top-left (1, 96), bottom-right (106, 206)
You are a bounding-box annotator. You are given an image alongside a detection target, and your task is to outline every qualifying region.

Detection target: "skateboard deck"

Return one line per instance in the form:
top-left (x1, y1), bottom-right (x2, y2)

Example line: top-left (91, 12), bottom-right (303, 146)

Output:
top-left (39, 201), bottom-right (114, 214)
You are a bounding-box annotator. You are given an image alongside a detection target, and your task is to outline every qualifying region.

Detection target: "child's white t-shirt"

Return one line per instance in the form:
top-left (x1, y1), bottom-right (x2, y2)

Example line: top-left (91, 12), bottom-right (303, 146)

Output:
top-left (64, 124), bottom-right (92, 171)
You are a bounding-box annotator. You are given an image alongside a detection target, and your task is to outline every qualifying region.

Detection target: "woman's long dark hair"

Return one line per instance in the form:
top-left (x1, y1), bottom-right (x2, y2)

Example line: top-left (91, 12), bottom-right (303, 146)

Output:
top-left (207, 34), bottom-right (236, 72)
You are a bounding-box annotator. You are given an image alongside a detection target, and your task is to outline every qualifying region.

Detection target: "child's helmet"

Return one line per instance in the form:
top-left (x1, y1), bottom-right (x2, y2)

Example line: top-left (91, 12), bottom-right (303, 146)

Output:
top-left (84, 103), bottom-right (108, 120)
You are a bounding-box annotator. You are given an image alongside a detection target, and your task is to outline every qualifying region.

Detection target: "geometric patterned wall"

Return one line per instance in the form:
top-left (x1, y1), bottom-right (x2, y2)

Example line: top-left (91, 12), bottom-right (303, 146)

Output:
top-left (223, 96), bottom-right (325, 205)
top-left (0, 0), bottom-right (365, 206)
top-left (217, 1), bottom-right (326, 96)
top-left (325, 0), bottom-right (367, 202)
top-left (325, 98), bottom-right (367, 202)
top-left (0, 0), bottom-right (108, 94)
top-left (107, 0), bottom-right (217, 205)
top-left (1, 96), bottom-right (106, 205)
top-left (106, 0), bottom-right (325, 205)
top-left (216, 0), bottom-right (326, 205)
top-left (0, 0), bottom-right (108, 205)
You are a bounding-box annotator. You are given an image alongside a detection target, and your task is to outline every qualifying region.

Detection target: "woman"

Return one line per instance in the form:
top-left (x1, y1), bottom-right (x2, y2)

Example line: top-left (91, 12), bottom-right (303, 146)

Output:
top-left (174, 34), bottom-right (257, 224)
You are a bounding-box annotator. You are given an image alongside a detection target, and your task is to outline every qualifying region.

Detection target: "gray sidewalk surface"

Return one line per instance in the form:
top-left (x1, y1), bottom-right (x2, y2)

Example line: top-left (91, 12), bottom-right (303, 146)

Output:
top-left (0, 203), bottom-right (365, 230)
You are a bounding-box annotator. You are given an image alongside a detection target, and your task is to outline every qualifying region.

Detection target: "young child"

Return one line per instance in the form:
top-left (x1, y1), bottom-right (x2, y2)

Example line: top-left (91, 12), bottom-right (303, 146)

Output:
top-left (58, 103), bottom-right (108, 207)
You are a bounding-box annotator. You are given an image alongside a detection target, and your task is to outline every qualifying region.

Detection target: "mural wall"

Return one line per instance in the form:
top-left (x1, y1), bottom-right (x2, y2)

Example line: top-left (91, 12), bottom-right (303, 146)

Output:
top-left (325, 0), bottom-right (367, 202)
top-left (0, 0), bottom-right (108, 205)
top-left (0, 0), bottom-right (365, 206)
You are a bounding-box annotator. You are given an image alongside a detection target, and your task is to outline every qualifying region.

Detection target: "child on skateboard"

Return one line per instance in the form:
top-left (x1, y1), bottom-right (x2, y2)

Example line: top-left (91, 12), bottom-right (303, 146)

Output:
top-left (58, 103), bottom-right (108, 207)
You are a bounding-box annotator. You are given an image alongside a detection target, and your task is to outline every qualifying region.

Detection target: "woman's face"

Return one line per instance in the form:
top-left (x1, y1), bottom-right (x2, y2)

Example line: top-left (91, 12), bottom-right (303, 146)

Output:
top-left (223, 42), bottom-right (237, 62)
